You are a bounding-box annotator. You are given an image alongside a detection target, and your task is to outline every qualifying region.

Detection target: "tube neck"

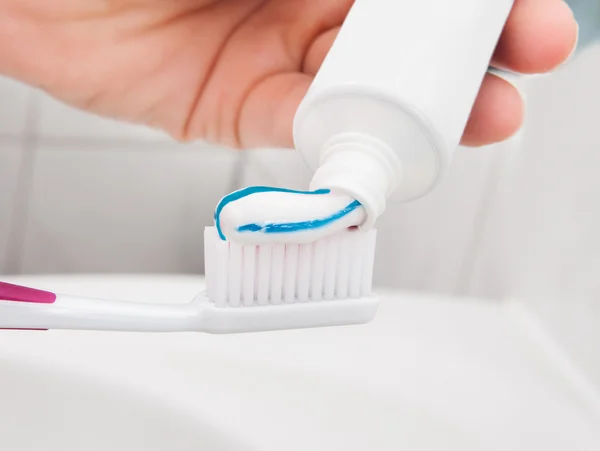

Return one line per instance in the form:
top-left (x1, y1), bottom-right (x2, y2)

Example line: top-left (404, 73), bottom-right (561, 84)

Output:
top-left (309, 132), bottom-right (402, 228)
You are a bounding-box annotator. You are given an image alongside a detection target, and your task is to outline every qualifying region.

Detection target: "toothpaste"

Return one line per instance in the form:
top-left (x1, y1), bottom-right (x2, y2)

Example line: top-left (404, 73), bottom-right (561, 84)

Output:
top-left (214, 186), bottom-right (366, 244)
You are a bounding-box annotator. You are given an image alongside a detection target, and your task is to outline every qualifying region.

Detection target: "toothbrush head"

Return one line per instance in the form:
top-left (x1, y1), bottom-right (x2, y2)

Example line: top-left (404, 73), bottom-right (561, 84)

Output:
top-left (197, 226), bottom-right (379, 333)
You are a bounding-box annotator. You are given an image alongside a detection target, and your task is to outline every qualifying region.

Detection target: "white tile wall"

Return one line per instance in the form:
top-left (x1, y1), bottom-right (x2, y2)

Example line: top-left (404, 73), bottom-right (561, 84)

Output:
top-left (19, 144), bottom-right (236, 274)
top-left (469, 44), bottom-right (600, 388)
top-left (241, 148), bottom-right (313, 189)
top-left (0, 144), bottom-right (22, 272)
top-left (0, 77), bottom-right (31, 135)
top-left (38, 94), bottom-right (173, 142)
top-left (374, 143), bottom-right (508, 292)
top-left (0, 75), bottom-right (31, 273)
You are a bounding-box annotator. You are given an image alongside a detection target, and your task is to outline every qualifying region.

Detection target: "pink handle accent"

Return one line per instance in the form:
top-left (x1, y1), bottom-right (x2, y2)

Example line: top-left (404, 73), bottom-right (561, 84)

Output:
top-left (0, 281), bottom-right (56, 304)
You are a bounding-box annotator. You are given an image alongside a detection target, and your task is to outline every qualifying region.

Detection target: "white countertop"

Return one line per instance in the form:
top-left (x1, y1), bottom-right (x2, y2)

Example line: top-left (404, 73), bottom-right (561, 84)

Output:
top-left (0, 275), bottom-right (598, 451)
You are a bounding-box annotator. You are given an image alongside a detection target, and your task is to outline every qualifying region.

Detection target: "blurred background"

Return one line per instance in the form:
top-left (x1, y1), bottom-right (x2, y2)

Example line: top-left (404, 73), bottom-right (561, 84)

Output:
top-left (0, 36), bottom-right (599, 388)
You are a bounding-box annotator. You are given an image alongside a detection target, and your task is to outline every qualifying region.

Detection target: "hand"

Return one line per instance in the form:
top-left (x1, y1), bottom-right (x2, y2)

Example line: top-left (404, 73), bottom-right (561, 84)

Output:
top-left (0, 0), bottom-right (578, 148)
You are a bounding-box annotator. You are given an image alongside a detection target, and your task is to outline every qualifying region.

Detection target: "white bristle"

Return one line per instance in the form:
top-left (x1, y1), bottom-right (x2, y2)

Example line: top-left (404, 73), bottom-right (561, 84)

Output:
top-left (269, 244), bottom-right (285, 305)
top-left (335, 234), bottom-right (351, 300)
top-left (256, 245), bottom-right (272, 306)
top-left (241, 244), bottom-right (256, 307)
top-left (214, 236), bottom-right (229, 307)
top-left (227, 242), bottom-right (242, 307)
top-left (323, 236), bottom-right (340, 300)
top-left (310, 239), bottom-right (327, 301)
top-left (349, 233), bottom-right (364, 298)
top-left (283, 244), bottom-right (298, 304)
top-left (204, 227), bottom-right (377, 307)
top-left (362, 231), bottom-right (376, 295)
top-left (296, 243), bottom-right (312, 302)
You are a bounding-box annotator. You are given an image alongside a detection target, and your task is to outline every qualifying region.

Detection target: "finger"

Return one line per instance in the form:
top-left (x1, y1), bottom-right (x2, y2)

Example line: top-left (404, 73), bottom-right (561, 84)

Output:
top-left (461, 73), bottom-right (524, 147)
top-left (238, 72), bottom-right (312, 148)
top-left (303, 26), bottom-right (340, 75)
top-left (492, 0), bottom-right (578, 74)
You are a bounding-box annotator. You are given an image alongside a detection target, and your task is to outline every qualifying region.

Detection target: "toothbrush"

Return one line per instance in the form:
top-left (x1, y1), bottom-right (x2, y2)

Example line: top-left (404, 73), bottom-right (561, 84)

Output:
top-left (0, 227), bottom-right (378, 333)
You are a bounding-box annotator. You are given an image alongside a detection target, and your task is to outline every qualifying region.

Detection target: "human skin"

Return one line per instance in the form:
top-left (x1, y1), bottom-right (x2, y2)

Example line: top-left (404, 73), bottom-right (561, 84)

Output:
top-left (0, 0), bottom-right (578, 148)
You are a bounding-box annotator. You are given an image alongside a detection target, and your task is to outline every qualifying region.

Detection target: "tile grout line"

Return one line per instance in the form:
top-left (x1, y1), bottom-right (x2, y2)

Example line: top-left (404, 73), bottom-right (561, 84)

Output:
top-left (5, 92), bottom-right (41, 274)
top-left (451, 141), bottom-right (517, 297)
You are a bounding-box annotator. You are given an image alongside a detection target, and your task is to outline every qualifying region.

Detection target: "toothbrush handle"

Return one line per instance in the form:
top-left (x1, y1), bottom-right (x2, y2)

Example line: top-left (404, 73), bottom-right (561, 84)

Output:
top-left (0, 281), bottom-right (198, 332)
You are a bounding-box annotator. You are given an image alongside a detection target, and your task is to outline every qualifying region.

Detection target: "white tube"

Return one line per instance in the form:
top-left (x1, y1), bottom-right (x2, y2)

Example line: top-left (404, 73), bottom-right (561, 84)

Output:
top-left (294, 0), bottom-right (515, 227)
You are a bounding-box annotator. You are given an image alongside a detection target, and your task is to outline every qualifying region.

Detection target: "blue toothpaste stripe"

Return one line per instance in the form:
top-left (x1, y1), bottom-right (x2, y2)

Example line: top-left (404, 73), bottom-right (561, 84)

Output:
top-left (237, 200), bottom-right (361, 235)
top-left (214, 186), bottom-right (332, 241)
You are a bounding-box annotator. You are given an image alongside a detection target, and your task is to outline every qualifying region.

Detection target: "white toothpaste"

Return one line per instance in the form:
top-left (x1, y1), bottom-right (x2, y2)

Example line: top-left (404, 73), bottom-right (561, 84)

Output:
top-left (214, 187), bottom-right (366, 244)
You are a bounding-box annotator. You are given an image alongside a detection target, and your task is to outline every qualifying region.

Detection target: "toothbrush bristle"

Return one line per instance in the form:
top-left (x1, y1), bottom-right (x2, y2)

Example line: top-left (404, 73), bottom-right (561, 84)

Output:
top-left (204, 227), bottom-right (376, 307)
